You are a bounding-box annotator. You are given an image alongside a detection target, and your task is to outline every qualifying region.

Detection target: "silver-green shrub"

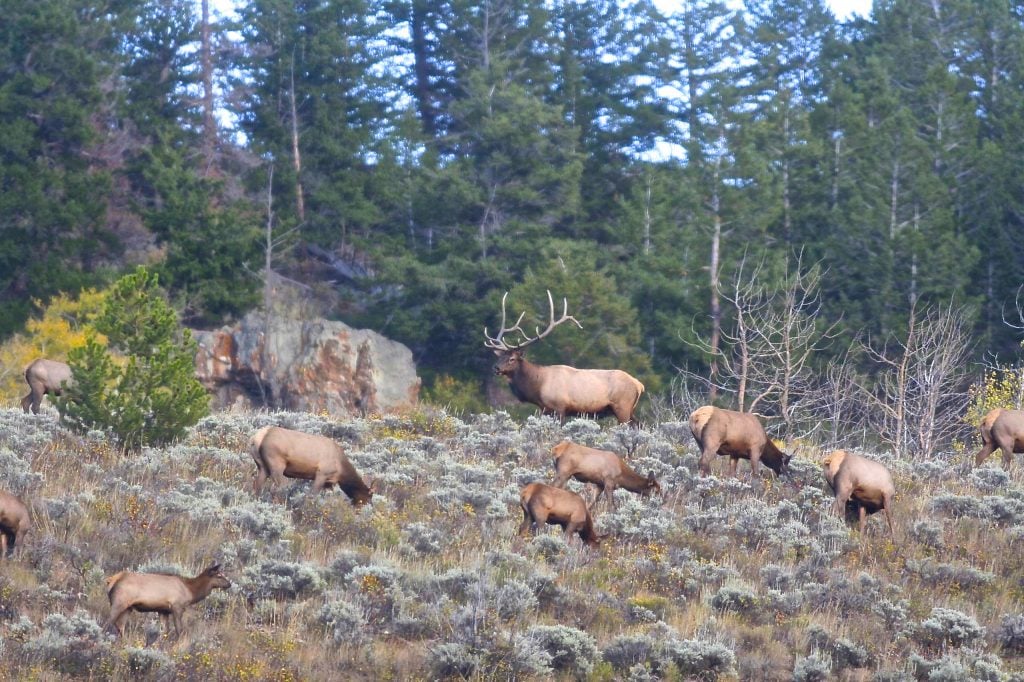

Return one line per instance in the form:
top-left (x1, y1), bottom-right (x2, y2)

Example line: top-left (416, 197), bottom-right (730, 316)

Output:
top-left (526, 624), bottom-right (599, 678)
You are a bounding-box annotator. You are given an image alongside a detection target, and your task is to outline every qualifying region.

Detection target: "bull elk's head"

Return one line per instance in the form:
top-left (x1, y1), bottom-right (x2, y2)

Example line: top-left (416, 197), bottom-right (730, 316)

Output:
top-left (483, 290), bottom-right (582, 375)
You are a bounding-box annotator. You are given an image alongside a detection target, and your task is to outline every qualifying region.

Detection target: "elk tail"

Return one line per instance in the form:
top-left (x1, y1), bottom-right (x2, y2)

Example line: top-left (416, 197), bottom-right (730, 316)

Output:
top-left (105, 571), bottom-right (126, 594)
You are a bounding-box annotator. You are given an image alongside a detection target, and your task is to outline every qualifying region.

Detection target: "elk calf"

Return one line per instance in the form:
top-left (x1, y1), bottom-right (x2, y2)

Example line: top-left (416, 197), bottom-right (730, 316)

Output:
top-left (0, 491), bottom-right (30, 558)
top-left (104, 563), bottom-right (231, 639)
top-left (22, 358), bottom-right (72, 414)
top-left (822, 450), bottom-right (895, 536)
top-left (974, 408), bottom-right (1024, 468)
top-left (551, 440), bottom-right (660, 510)
top-left (518, 482), bottom-right (601, 547)
top-left (689, 406), bottom-right (791, 479)
top-left (249, 426), bottom-right (374, 505)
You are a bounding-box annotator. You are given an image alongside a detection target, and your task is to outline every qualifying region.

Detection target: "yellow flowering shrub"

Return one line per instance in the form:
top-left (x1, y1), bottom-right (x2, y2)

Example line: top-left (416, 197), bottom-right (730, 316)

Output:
top-left (0, 289), bottom-right (106, 404)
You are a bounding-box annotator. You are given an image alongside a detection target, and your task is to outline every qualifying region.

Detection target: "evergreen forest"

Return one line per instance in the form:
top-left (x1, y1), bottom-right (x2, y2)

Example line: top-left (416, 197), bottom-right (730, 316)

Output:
top-left (3, 0), bottom-right (1024, 422)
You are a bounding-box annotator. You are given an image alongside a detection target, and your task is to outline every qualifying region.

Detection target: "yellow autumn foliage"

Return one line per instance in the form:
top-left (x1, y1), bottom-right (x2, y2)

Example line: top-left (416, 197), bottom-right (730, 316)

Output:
top-left (0, 289), bottom-right (107, 405)
top-left (964, 363), bottom-right (1024, 427)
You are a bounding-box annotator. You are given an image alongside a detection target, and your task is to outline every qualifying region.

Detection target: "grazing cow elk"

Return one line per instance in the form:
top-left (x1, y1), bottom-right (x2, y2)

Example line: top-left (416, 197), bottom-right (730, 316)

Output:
top-left (104, 563), bottom-right (231, 639)
top-left (689, 406), bottom-right (791, 479)
top-left (0, 491), bottom-right (30, 558)
top-left (21, 358), bottom-right (72, 414)
top-left (249, 426), bottom-right (375, 505)
top-left (974, 408), bottom-right (1024, 468)
top-left (484, 291), bottom-right (645, 424)
top-left (822, 450), bottom-right (895, 536)
top-left (518, 482), bottom-right (602, 547)
top-left (551, 440), bottom-right (661, 510)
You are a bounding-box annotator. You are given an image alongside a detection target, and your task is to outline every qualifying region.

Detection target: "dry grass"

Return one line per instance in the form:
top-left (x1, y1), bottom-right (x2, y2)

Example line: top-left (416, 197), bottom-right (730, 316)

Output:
top-left (0, 406), bottom-right (1022, 680)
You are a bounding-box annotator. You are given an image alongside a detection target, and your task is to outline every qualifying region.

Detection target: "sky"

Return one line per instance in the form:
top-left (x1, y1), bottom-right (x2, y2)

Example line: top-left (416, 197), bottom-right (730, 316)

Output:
top-left (211, 0), bottom-right (874, 22)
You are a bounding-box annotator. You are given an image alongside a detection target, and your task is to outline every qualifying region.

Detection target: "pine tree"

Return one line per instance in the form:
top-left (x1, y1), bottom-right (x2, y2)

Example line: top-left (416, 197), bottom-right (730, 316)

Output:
top-left (57, 267), bottom-right (209, 451)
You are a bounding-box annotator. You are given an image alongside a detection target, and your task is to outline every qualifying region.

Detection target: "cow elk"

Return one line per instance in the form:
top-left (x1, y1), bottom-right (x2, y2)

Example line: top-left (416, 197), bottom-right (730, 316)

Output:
top-left (0, 491), bottom-right (30, 558)
top-left (484, 291), bottom-right (645, 424)
top-left (689, 406), bottom-right (791, 479)
top-left (250, 426), bottom-right (375, 505)
top-left (551, 440), bottom-right (661, 510)
top-left (974, 408), bottom-right (1024, 468)
top-left (21, 358), bottom-right (72, 414)
top-left (104, 563), bottom-right (231, 639)
top-left (518, 482), bottom-right (602, 547)
top-left (822, 450), bottom-right (895, 536)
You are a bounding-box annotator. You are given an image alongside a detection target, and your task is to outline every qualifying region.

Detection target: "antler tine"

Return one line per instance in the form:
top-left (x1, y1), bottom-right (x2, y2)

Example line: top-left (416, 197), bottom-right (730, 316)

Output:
top-left (484, 291), bottom-right (528, 350)
top-left (484, 289), bottom-right (582, 351)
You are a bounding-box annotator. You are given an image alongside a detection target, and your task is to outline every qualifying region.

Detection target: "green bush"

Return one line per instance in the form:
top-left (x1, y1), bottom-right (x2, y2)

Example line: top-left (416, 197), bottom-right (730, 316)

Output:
top-left (56, 267), bottom-right (209, 450)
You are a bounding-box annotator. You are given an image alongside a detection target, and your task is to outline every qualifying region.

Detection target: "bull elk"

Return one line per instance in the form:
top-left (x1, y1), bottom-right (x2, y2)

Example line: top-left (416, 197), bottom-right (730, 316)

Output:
top-left (21, 358), bottom-right (72, 414)
top-left (484, 291), bottom-right (645, 424)
top-left (104, 563), bottom-right (231, 639)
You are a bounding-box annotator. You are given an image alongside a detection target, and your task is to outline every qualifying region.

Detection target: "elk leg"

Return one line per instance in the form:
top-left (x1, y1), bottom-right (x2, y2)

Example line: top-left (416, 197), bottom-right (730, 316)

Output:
top-left (882, 495), bottom-right (895, 537)
top-left (728, 457), bottom-right (738, 478)
top-left (551, 472), bottom-right (571, 489)
top-left (603, 480), bottom-right (617, 511)
top-left (858, 505), bottom-right (868, 534)
top-left (252, 466), bottom-right (268, 496)
top-left (20, 392), bottom-right (33, 413)
top-left (105, 607), bottom-right (129, 638)
top-left (171, 608), bottom-right (184, 639)
top-left (698, 440), bottom-right (720, 475)
top-left (0, 532), bottom-right (7, 558)
top-left (833, 482), bottom-right (853, 522)
top-left (517, 509), bottom-right (533, 538)
top-left (974, 440), bottom-right (996, 466)
top-left (311, 470), bottom-right (328, 495)
top-left (749, 448), bottom-right (763, 483)
top-left (996, 437), bottom-right (1015, 468)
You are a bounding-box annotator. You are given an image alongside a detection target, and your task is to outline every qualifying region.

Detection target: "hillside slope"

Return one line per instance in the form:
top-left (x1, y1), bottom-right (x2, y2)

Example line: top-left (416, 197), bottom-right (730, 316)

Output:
top-left (0, 408), bottom-right (1022, 680)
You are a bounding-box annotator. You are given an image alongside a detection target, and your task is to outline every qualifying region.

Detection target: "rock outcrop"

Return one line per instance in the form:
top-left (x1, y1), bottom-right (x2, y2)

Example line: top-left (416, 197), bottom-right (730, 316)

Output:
top-left (193, 313), bottom-right (420, 416)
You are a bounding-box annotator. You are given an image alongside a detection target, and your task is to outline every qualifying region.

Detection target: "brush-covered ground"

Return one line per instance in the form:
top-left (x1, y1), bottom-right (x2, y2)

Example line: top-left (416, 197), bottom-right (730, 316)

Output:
top-left (0, 406), bottom-right (1023, 681)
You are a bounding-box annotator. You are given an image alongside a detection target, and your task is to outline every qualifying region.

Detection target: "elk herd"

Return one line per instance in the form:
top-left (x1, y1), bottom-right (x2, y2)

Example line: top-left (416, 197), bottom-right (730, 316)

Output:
top-left (3, 291), bottom-right (1022, 642)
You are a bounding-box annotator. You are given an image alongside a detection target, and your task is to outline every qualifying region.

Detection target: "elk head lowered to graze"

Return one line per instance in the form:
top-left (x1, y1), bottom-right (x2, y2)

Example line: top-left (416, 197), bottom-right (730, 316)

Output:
top-left (249, 426), bottom-right (375, 505)
top-left (551, 440), bottom-right (661, 511)
top-left (518, 482), bottom-right (602, 547)
top-left (104, 563), bottom-right (231, 639)
top-left (689, 406), bottom-right (791, 480)
top-left (822, 450), bottom-right (895, 536)
top-left (21, 358), bottom-right (72, 414)
top-left (0, 491), bottom-right (30, 559)
top-left (484, 291), bottom-right (645, 424)
top-left (974, 408), bottom-right (1024, 468)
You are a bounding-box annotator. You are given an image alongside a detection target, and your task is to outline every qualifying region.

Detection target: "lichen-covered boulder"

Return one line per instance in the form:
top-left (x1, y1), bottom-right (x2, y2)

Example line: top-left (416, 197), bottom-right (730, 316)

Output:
top-left (193, 313), bottom-right (420, 416)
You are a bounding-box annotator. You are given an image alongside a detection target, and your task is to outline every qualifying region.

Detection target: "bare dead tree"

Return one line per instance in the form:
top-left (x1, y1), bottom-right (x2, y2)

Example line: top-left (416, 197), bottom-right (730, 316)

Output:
top-left (803, 351), bottom-right (873, 449)
top-left (860, 303), bottom-right (973, 458)
top-left (683, 251), bottom-right (839, 439)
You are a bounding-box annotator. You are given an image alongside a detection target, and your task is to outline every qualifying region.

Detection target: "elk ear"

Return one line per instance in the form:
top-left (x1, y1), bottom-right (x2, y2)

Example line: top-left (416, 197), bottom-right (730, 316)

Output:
top-left (205, 563), bottom-right (221, 575)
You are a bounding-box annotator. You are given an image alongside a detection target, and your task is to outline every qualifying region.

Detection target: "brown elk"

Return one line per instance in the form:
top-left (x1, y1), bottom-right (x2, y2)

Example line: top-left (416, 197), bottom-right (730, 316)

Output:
top-left (0, 491), bottom-right (30, 558)
top-left (104, 563), bottom-right (231, 639)
top-left (249, 426), bottom-right (375, 505)
top-left (21, 358), bottom-right (72, 414)
top-left (551, 440), bottom-right (661, 510)
top-left (974, 408), bottom-right (1024, 467)
top-left (689, 406), bottom-right (791, 479)
top-left (822, 450), bottom-right (895, 536)
top-left (518, 482), bottom-right (602, 547)
top-left (484, 291), bottom-right (645, 424)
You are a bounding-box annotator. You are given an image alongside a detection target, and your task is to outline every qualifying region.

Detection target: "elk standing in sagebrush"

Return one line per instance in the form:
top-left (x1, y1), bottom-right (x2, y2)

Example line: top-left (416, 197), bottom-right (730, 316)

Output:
top-left (551, 440), bottom-right (661, 511)
top-left (518, 482), bottom-right (602, 547)
top-left (104, 563), bottom-right (231, 639)
top-left (689, 406), bottom-right (791, 479)
top-left (484, 291), bottom-right (645, 424)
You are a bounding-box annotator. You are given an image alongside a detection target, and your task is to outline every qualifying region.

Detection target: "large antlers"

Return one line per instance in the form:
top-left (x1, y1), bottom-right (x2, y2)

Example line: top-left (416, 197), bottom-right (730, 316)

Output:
top-left (483, 290), bottom-right (583, 351)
